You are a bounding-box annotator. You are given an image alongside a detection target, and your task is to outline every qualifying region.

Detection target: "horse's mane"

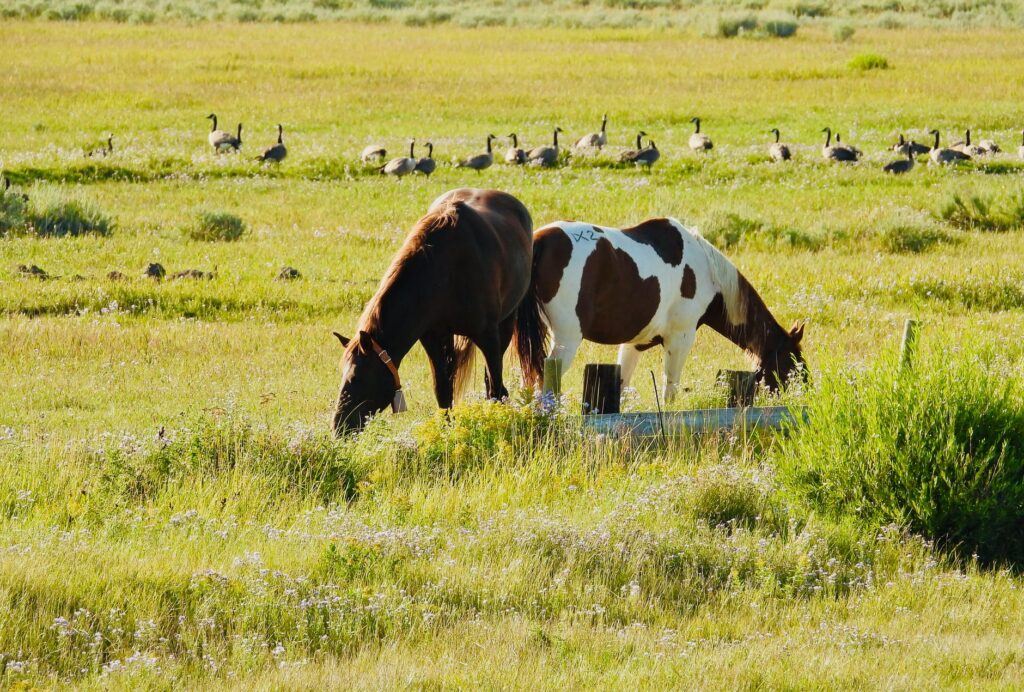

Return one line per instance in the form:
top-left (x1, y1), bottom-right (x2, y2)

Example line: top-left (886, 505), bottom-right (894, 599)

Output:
top-left (687, 223), bottom-right (748, 327)
top-left (359, 201), bottom-right (462, 331)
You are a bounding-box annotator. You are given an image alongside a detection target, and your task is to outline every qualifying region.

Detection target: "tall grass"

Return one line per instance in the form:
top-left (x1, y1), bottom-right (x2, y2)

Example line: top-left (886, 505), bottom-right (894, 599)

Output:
top-left (779, 345), bottom-right (1024, 564)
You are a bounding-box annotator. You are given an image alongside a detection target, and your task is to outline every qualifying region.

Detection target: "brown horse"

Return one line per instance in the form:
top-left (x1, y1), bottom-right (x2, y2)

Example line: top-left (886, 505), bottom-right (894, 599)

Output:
top-left (332, 188), bottom-right (536, 434)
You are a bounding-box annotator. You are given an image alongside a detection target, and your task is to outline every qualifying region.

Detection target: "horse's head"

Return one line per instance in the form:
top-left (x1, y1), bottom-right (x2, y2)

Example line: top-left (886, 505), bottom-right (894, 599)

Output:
top-left (755, 322), bottom-right (807, 392)
top-left (332, 330), bottom-right (399, 435)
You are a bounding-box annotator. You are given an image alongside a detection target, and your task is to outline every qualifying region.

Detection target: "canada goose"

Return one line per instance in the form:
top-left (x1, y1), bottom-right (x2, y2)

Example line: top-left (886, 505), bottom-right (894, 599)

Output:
top-left (768, 128), bottom-right (791, 161)
top-left (86, 134), bottom-right (114, 158)
top-left (256, 124), bottom-right (287, 163)
top-left (207, 114), bottom-right (239, 153)
top-left (414, 142), bottom-right (436, 176)
top-left (504, 133), bottom-right (526, 165)
top-left (951, 129), bottom-right (985, 157)
top-left (574, 114), bottom-right (608, 149)
top-left (928, 130), bottom-right (971, 165)
top-left (688, 117), bottom-right (713, 152)
top-left (834, 132), bottom-right (862, 158)
top-left (891, 134), bottom-right (931, 157)
top-left (1019, 129), bottom-right (1024, 160)
top-left (619, 131), bottom-right (648, 163)
top-left (883, 144), bottom-right (916, 174)
top-left (361, 144), bottom-right (387, 164)
top-left (456, 134), bottom-right (496, 172)
top-left (381, 139), bottom-right (417, 177)
top-left (527, 127), bottom-right (563, 167)
top-left (821, 127), bottom-right (859, 162)
top-left (629, 139), bottom-right (660, 169)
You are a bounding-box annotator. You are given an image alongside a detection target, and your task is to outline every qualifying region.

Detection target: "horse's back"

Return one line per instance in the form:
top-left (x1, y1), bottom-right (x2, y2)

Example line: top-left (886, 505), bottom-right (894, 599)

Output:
top-left (428, 188), bottom-right (534, 317)
top-left (533, 217), bottom-right (722, 345)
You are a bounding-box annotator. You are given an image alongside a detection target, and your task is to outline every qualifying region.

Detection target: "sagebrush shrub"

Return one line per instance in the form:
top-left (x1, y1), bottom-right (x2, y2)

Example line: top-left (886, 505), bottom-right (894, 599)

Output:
top-left (779, 348), bottom-right (1024, 564)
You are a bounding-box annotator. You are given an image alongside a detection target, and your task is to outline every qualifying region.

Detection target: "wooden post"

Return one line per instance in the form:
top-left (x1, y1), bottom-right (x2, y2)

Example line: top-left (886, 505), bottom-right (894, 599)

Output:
top-left (717, 369), bottom-right (757, 407)
top-left (582, 364), bottom-right (621, 415)
top-left (542, 357), bottom-right (563, 396)
top-left (899, 319), bottom-right (919, 372)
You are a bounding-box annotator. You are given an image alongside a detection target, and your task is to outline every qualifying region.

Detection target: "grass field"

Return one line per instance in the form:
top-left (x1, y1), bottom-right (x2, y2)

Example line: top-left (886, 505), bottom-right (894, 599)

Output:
top-left (3, 16), bottom-right (1024, 688)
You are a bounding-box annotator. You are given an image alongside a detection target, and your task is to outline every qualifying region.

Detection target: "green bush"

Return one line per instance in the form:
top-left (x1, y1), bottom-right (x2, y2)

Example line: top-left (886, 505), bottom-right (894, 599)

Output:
top-left (939, 191), bottom-right (1024, 232)
top-left (879, 224), bottom-right (953, 253)
top-left (849, 53), bottom-right (889, 70)
top-left (779, 348), bottom-right (1024, 564)
top-left (832, 22), bottom-right (855, 41)
top-left (186, 210), bottom-right (246, 241)
top-left (711, 12), bottom-right (757, 37)
top-left (25, 186), bottom-right (114, 237)
top-left (0, 184), bottom-right (28, 236)
top-left (760, 12), bottom-right (799, 38)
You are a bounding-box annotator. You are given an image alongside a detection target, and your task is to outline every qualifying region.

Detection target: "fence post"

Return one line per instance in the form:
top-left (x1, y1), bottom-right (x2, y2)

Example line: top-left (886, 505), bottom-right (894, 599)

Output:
top-left (899, 319), bottom-right (919, 372)
top-left (542, 357), bottom-right (563, 396)
top-left (582, 364), bottom-right (621, 415)
top-left (717, 369), bottom-right (757, 407)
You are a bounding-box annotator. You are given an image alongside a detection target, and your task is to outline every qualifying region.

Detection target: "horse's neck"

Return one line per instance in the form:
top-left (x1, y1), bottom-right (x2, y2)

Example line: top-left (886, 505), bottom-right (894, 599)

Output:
top-left (702, 277), bottom-right (785, 365)
top-left (360, 261), bottom-right (434, 365)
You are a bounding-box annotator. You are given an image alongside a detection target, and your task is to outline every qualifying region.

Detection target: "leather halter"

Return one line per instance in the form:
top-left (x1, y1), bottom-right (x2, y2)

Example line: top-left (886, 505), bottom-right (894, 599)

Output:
top-left (366, 335), bottom-right (401, 393)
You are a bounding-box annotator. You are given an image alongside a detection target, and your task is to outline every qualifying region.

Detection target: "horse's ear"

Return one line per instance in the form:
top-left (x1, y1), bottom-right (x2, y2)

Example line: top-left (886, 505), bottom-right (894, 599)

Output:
top-left (358, 330), bottom-right (374, 352)
top-left (789, 322), bottom-right (805, 344)
top-left (332, 332), bottom-right (350, 347)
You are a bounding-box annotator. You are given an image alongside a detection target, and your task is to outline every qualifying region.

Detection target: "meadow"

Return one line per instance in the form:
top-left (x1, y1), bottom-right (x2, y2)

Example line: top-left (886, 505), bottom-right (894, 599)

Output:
top-left (2, 15), bottom-right (1024, 688)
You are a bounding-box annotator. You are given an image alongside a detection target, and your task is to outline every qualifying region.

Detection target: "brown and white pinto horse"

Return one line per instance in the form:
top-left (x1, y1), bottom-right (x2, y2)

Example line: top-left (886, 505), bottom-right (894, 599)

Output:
top-left (515, 218), bottom-right (806, 400)
top-left (333, 188), bottom-right (535, 434)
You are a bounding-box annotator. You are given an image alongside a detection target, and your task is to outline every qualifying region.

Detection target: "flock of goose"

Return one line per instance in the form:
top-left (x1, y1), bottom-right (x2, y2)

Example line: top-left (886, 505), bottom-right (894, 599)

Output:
top-left (82, 113), bottom-right (1024, 177)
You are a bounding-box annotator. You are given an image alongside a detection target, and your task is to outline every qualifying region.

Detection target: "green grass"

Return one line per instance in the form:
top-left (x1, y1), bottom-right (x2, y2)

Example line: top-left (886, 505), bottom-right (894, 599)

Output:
top-left (3, 17), bottom-right (1024, 688)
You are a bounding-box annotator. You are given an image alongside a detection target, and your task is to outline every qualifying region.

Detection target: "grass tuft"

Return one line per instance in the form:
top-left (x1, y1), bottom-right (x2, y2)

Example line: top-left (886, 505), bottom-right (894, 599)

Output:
top-left (186, 210), bottom-right (247, 241)
top-left (848, 53), bottom-right (890, 70)
top-left (879, 223), bottom-right (954, 253)
top-left (939, 190), bottom-right (1024, 232)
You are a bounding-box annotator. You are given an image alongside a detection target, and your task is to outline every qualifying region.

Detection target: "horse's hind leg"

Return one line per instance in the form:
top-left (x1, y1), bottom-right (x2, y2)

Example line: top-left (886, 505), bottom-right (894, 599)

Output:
top-left (483, 316), bottom-right (516, 395)
top-left (473, 327), bottom-right (510, 401)
top-left (421, 331), bottom-right (456, 408)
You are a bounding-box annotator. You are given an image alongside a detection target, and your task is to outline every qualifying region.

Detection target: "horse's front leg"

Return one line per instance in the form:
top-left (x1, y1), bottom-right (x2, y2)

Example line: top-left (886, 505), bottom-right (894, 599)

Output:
top-left (662, 330), bottom-right (697, 403)
top-left (420, 331), bottom-right (456, 408)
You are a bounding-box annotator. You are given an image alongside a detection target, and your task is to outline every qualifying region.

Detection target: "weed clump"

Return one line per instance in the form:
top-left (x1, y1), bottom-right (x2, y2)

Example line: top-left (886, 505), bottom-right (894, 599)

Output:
top-left (186, 211), bottom-right (246, 242)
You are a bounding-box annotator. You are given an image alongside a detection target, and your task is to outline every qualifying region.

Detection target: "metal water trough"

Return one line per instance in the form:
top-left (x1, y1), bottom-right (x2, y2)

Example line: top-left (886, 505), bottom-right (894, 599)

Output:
top-left (583, 405), bottom-right (804, 436)
top-left (544, 359), bottom-right (805, 438)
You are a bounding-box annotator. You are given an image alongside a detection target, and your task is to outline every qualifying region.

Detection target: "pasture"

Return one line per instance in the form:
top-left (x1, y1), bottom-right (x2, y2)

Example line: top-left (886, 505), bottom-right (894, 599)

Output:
top-left (3, 15), bottom-right (1024, 688)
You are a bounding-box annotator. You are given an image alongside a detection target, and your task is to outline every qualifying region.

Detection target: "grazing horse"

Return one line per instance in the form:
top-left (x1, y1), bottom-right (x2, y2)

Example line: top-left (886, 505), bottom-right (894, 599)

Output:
top-left (513, 218), bottom-right (806, 400)
top-left (332, 188), bottom-right (534, 434)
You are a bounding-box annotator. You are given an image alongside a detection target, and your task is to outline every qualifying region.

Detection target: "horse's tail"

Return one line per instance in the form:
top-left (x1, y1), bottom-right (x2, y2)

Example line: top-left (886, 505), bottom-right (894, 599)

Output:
top-left (513, 248), bottom-right (550, 389)
top-left (452, 336), bottom-right (477, 400)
